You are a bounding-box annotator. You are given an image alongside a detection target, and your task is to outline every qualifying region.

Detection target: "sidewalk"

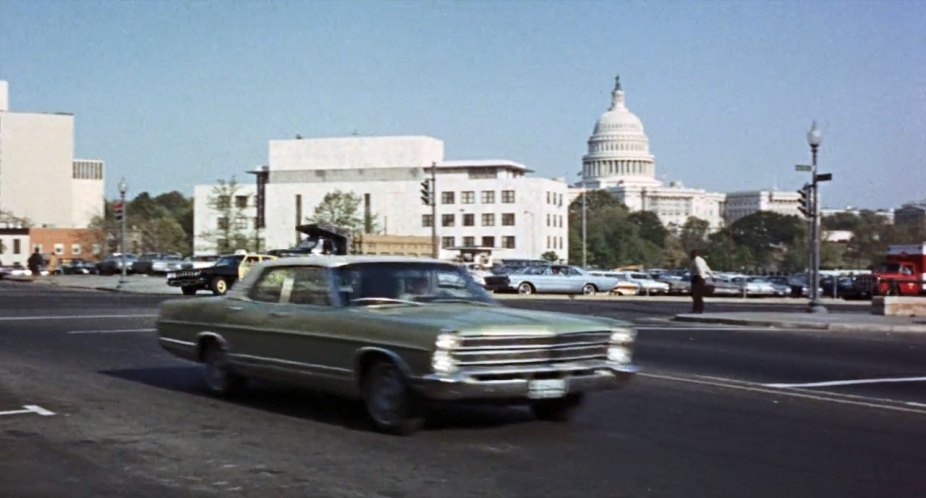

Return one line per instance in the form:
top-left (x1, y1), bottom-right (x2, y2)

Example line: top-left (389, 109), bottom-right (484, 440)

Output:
top-left (32, 274), bottom-right (178, 295)
top-left (674, 311), bottom-right (926, 334)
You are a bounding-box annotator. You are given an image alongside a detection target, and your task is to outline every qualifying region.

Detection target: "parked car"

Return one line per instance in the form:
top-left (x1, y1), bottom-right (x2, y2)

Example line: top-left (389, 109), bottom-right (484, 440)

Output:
top-left (486, 264), bottom-right (620, 295)
top-left (179, 255), bottom-right (219, 270)
top-left (156, 256), bottom-right (639, 434)
top-left (589, 271), bottom-right (641, 295)
top-left (95, 253), bottom-right (138, 275)
top-left (167, 252), bottom-right (276, 295)
top-left (151, 254), bottom-right (184, 274)
top-left (133, 253), bottom-right (183, 275)
top-left (747, 277), bottom-right (788, 297)
top-left (53, 258), bottom-right (96, 275)
top-left (619, 272), bottom-right (670, 295)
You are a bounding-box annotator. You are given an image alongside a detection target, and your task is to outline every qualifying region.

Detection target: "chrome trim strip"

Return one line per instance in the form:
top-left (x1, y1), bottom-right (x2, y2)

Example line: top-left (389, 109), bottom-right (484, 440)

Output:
top-left (158, 337), bottom-right (196, 347)
top-left (230, 353), bottom-right (353, 374)
top-left (455, 353), bottom-right (606, 367)
top-left (454, 343), bottom-right (607, 355)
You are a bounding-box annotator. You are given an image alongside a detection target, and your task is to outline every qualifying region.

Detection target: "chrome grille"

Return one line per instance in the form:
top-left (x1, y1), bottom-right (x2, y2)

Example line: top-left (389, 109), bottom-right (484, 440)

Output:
top-left (454, 331), bottom-right (610, 367)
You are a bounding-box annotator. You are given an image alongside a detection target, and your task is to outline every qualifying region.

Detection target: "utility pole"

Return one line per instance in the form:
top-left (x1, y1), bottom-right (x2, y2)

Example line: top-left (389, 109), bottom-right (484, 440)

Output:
top-left (430, 162), bottom-right (438, 259)
top-left (117, 178), bottom-right (128, 286)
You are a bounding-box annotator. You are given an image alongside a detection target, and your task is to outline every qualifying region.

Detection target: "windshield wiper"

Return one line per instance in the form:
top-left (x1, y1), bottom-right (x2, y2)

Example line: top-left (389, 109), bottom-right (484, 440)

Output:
top-left (350, 297), bottom-right (422, 306)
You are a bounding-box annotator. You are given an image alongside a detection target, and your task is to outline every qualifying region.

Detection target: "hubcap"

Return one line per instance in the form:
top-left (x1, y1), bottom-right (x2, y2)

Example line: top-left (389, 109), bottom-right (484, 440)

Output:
top-left (216, 279), bottom-right (227, 294)
top-left (368, 366), bottom-right (404, 425)
top-left (519, 284), bottom-right (532, 295)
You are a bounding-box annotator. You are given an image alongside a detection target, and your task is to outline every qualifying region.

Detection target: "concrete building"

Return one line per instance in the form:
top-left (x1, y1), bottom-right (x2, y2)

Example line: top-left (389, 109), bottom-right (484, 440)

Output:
top-left (0, 81), bottom-right (104, 229)
top-left (194, 136), bottom-right (569, 261)
top-left (576, 77), bottom-right (725, 232)
top-left (723, 190), bottom-right (804, 225)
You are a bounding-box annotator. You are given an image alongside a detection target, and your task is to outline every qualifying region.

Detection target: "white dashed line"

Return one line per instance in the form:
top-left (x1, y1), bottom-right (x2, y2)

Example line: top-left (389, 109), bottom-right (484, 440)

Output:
top-left (0, 314), bottom-right (157, 321)
top-left (639, 372), bottom-right (926, 416)
top-left (66, 328), bottom-right (157, 335)
top-left (0, 405), bottom-right (56, 417)
top-left (763, 376), bottom-right (926, 388)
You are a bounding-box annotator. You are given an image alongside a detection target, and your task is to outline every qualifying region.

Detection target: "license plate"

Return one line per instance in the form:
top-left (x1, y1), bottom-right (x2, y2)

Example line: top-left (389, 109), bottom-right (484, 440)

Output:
top-left (528, 379), bottom-right (566, 399)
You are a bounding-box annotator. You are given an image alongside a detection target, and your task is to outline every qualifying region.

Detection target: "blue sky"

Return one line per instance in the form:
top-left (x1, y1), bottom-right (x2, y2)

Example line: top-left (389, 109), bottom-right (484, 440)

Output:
top-left (2, 0), bottom-right (924, 209)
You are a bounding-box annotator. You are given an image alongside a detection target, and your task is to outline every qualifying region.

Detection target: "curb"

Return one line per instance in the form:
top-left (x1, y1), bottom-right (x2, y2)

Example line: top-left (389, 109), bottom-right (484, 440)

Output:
top-left (673, 314), bottom-right (926, 334)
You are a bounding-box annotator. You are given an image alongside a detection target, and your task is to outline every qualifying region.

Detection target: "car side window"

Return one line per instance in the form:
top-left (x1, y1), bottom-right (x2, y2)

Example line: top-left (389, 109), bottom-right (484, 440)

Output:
top-left (249, 267), bottom-right (294, 303)
top-left (289, 267), bottom-right (332, 306)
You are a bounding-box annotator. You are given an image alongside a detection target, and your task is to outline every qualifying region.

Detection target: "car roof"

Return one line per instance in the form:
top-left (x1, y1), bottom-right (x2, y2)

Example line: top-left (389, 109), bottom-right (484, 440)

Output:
top-left (258, 255), bottom-right (445, 269)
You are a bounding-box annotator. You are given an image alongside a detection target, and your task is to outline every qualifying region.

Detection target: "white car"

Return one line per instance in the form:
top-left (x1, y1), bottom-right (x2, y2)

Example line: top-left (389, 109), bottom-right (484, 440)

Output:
top-left (619, 272), bottom-right (670, 295)
top-left (589, 271), bottom-right (641, 295)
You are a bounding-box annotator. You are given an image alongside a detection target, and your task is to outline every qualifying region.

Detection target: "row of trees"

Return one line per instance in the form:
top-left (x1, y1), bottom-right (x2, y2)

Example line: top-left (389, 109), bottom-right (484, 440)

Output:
top-left (566, 191), bottom-right (925, 273)
top-left (91, 191), bottom-right (193, 255)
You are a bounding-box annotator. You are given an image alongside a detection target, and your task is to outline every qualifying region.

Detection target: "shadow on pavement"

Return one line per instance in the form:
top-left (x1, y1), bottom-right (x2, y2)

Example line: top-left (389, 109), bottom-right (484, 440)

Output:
top-left (101, 365), bottom-right (536, 433)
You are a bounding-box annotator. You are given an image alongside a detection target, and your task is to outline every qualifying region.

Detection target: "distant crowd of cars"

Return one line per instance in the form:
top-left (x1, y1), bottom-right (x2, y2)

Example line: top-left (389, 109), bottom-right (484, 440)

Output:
top-left (471, 259), bottom-right (870, 299)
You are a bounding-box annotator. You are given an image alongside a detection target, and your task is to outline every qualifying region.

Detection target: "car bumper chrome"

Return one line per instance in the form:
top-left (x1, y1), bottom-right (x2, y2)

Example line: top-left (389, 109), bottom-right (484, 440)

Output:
top-left (411, 362), bottom-right (638, 401)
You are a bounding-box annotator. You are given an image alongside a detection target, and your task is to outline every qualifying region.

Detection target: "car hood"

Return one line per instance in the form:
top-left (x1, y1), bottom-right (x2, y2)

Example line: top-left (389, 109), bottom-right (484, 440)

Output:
top-left (353, 303), bottom-right (628, 335)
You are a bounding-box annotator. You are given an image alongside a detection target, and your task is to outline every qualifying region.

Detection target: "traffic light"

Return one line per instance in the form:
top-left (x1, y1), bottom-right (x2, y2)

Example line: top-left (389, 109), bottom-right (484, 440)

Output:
top-left (420, 179), bottom-right (432, 206)
top-left (113, 201), bottom-right (125, 222)
top-left (797, 184), bottom-right (812, 218)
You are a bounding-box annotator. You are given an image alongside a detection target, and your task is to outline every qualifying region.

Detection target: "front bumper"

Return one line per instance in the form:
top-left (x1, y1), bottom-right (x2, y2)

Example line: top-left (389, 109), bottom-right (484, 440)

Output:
top-left (167, 276), bottom-right (207, 288)
top-left (411, 361), bottom-right (638, 401)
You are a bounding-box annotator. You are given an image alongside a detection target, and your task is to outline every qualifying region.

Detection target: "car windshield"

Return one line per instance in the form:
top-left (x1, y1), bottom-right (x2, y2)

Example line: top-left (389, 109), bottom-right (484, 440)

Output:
top-left (214, 255), bottom-right (244, 267)
top-left (332, 262), bottom-right (495, 306)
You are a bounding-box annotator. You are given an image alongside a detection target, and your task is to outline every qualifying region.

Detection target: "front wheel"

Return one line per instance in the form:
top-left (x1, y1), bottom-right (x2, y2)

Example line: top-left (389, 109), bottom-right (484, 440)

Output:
top-left (211, 277), bottom-right (229, 295)
top-left (531, 393), bottom-right (585, 422)
top-left (202, 342), bottom-right (245, 397)
top-left (517, 282), bottom-right (534, 295)
top-left (362, 360), bottom-right (424, 435)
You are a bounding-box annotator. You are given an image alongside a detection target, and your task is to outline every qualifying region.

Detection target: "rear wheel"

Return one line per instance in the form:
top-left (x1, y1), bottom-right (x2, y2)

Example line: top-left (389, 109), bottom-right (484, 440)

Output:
top-left (202, 342), bottom-right (245, 397)
top-left (181, 286), bottom-right (196, 296)
top-left (517, 282), bottom-right (534, 295)
top-left (211, 277), bottom-right (229, 295)
top-left (362, 360), bottom-right (424, 435)
top-left (531, 393), bottom-right (585, 422)
top-left (581, 284), bottom-right (596, 295)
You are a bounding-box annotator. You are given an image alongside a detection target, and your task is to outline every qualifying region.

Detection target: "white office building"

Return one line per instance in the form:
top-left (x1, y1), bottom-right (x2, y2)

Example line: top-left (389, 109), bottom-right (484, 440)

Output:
top-left (194, 135), bottom-right (569, 261)
top-left (0, 81), bottom-right (104, 229)
top-left (576, 77), bottom-right (725, 232)
top-left (723, 189), bottom-right (804, 224)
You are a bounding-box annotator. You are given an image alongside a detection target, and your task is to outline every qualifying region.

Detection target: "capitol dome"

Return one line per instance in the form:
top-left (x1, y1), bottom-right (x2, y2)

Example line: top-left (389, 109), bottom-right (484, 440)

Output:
top-left (581, 76), bottom-right (659, 188)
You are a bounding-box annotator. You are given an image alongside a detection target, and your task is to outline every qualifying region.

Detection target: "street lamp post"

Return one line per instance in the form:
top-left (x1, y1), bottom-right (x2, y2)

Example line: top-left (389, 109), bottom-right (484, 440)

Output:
top-left (807, 122), bottom-right (827, 313)
top-left (118, 178), bottom-right (128, 286)
top-left (578, 174), bottom-right (587, 268)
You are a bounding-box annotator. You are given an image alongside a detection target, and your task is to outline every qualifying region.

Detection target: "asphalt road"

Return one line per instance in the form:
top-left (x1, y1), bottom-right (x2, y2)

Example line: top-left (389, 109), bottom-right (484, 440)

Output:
top-left (1, 283), bottom-right (924, 497)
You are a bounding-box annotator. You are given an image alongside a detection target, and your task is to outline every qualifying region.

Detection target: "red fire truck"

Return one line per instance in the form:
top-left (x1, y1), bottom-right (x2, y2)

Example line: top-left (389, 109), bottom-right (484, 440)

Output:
top-left (866, 243), bottom-right (926, 296)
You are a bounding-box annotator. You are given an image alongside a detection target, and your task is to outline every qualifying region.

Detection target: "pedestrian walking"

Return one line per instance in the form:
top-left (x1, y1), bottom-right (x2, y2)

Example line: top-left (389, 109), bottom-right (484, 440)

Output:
top-left (27, 248), bottom-right (44, 276)
top-left (689, 249), bottom-right (714, 314)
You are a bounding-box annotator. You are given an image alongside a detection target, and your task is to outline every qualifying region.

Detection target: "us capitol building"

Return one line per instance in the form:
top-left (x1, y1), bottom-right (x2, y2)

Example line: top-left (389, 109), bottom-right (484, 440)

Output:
top-left (575, 77), bottom-right (725, 231)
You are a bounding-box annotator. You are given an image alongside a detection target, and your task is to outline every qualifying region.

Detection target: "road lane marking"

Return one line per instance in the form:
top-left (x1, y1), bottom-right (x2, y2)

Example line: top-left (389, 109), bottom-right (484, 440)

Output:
top-left (639, 372), bottom-right (926, 416)
top-left (0, 405), bottom-right (55, 417)
top-left (763, 376), bottom-right (926, 388)
top-left (0, 314), bottom-right (156, 322)
top-left (66, 328), bottom-right (157, 335)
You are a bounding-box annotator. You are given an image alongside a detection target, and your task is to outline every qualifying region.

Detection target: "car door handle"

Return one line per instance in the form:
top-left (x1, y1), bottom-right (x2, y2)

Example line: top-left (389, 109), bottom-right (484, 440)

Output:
top-left (227, 306), bottom-right (244, 312)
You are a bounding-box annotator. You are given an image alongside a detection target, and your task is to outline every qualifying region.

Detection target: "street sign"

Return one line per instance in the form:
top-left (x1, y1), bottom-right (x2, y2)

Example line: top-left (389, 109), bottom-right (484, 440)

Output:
top-left (795, 164), bottom-right (812, 172)
top-left (815, 173), bottom-right (833, 182)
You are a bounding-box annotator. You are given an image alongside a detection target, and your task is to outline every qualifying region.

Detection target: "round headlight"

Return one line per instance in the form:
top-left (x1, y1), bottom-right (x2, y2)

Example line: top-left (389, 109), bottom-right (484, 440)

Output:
top-left (607, 346), bottom-right (631, 364)
top-left (609, 328), bottom-right (636, 345)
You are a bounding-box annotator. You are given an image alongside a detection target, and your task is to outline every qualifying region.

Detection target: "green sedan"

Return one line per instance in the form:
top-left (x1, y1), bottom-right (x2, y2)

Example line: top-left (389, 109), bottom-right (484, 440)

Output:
top-left (157, 256), bottom-right (638, 435)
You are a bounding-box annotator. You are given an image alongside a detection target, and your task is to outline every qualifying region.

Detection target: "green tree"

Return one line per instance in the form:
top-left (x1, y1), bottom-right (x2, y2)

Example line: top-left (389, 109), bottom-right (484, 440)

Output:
top-left (729, 212), bottom-right (806, 271)
top-left (679, 217), bottom-right (710, 255)
top-left (306, 190), bottom-right (379, 235)
top-left (198, 177), bottom-right (255, 254)
top-left (628, 211), bottom-right (668, 247)
top-left (541, 251), bottom-right (559, 262)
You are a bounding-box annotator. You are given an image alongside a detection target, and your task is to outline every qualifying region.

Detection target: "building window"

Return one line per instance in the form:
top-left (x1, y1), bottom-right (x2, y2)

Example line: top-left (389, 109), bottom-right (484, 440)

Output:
top-left (546, 214), bottom-right (551, 227)
top-left (217, 217), bottom-right (229, 230)
top-left (72, 244), bottom-right (81, 255)
top-left (422, 214), bottom-right (433, 227)
top-left (502, 213), bottom-right (515, 226)
top-left (441, 214), bottom-right (455, 227)
top-left (91, 244), bottom-right (101, 255)
top-left (13, 239), bottom-right (21, 254)
top-left (216, 195), bottom-right (230, 209)
top-left (54, 243), bottom-right (64, 255)
top-left (558, 193), bottom-right (563, 207)
top-left (468, 169), bottom-right (497, 180)
top-left (481, 236), bottom-right (495, 247)
top-left (502, 236), bottom-right (516, 249)
top-left (546, 192), bottom-right (551, 204)
top-left (481, 191), bottom-right (495, 204)
top-left (481, 213), bottom-right (495, 226)
top-left (441, 192), bottom-right (455, 204)
top-left (463, 236), bottom-right (475, 247)
top-left (235, 195), bottom-right (249, 208)
top-left (234, 217), bottom-right (248, 230)
top-left (461, 191), bottom-right (475, 204)
top-left (463, 214), bottom-right (474, 226)
top-left (441, 236), bottom-right (455, 248)
top-left (502, 190), bottom-right (515, 203)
